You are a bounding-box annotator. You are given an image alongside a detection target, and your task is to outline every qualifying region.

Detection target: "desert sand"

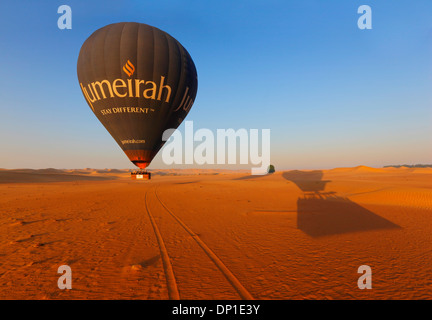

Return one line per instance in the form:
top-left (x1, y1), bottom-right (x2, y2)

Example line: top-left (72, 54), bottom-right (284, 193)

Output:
top-left (0, 166), bottom-right (431, 299)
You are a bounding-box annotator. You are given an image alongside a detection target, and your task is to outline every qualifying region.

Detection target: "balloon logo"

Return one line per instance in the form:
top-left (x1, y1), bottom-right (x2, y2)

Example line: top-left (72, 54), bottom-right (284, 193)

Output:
top-left (122, 60), bottom-right (135, 77)
top-left (77, 22), bottom-right (198, 170)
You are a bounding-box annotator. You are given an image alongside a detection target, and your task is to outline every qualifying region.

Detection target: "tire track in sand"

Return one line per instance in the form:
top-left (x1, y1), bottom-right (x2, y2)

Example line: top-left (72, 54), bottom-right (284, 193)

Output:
top-left (153, 185), bottom-right (254, 300)
top-left (144, 188), bottom-right (180, 300)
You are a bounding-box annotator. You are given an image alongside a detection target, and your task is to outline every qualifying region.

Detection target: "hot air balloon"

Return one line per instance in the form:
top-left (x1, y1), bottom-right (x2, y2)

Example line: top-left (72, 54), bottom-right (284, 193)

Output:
top-left (77, 22), bottom-right (198, 179)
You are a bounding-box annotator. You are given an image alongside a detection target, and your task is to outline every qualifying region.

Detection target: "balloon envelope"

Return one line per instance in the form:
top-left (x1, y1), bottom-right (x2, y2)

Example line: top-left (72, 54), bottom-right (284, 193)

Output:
top-left (77, 22), bottom-right (198, 169)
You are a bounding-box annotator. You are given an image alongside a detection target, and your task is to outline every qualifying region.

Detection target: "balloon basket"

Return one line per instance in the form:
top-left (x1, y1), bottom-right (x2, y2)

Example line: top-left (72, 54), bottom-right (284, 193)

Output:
top-left (131, 170), bottom-right (151, 180)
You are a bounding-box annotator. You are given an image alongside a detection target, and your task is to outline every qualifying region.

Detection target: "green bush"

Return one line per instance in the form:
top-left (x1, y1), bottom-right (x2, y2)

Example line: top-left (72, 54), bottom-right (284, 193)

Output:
top-left (267, 164), bottom-right (275, 174)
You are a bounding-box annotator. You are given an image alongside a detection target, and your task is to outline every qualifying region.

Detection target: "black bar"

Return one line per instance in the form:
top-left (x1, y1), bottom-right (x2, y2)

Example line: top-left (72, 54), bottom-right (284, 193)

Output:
top-left (1, 300), bottom-right (430, 319)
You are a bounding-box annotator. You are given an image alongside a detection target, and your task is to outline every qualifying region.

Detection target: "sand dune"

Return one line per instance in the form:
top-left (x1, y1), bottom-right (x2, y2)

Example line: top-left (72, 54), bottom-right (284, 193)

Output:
top-left (0, 168), bottom-right (249, 184)
top-left (328, 165), bottom-right (386, 173)
top-left (0, 169), bottom-right (119, 184)
top-left (0, 166), bottom-right (431, 299)
top-left (150, 169), bottom-right (249, 176)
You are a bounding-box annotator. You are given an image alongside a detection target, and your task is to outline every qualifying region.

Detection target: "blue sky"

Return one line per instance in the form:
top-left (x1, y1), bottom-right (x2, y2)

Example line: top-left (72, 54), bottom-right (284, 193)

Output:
top-left (0, 0), bottom-right (431, 170)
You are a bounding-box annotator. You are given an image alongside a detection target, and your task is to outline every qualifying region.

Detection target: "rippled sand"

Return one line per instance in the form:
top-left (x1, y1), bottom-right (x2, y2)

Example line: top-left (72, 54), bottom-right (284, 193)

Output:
top-left (0, 166), bottom-right (431, 299)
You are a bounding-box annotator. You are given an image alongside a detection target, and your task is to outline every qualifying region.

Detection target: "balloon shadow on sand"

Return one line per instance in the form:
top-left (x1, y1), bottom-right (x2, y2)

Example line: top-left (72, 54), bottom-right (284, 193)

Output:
top-left (282, 170), bottom-right (401, 237)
